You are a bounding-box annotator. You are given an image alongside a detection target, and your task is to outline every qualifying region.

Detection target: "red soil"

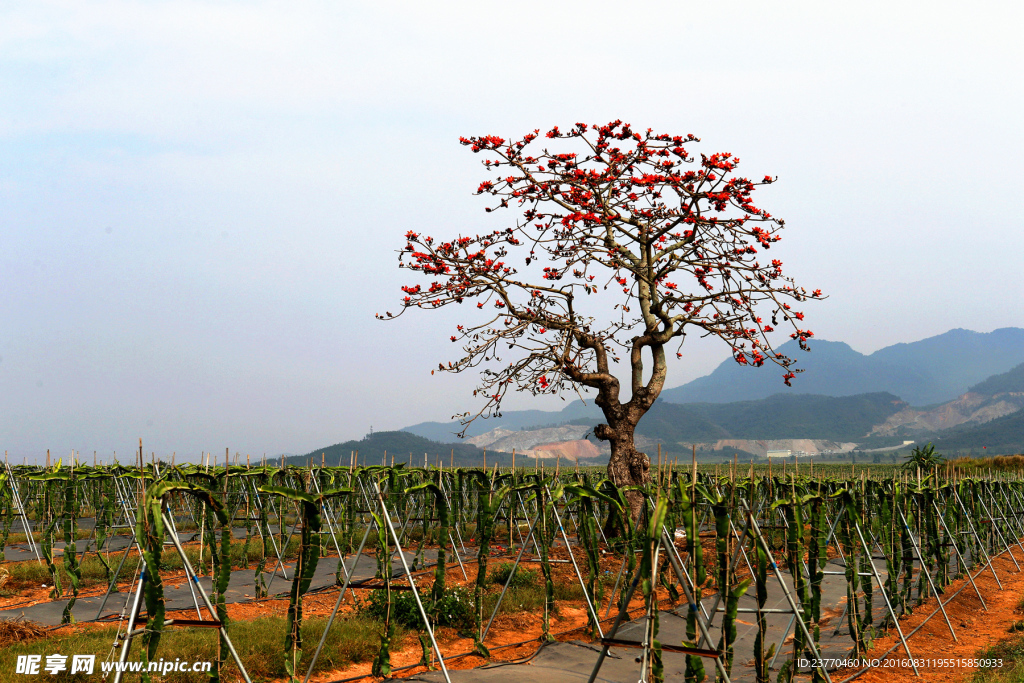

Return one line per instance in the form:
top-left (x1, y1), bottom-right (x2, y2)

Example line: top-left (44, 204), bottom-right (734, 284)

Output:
top-left (835, 545), bottom-right (1024, 683)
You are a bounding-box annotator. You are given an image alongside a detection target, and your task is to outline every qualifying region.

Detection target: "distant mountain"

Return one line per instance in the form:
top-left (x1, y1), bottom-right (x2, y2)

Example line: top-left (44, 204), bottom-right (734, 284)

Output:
top-left (867, 361), bottom-right (1024, 438)
top-left (927, 410), bottom-right (1024, 455)
top-left (660, 328), bottom-right (1024, 407)
top-left (968, 361), bottom-right (1024, 396)
top-left (290, 430), bottom-right (512, 468)
top-left (399, 331), bottom-right (1024, 456)
top-left (563, 392), bottom-right (906, 444)
top-left (871, 329), bottom-right (1024, 403)
top-left (686, 392), bottom-right (907, 441)
top-left (402, 401), bottom-right (604, 442)
top-left (620, 403), bottom-right (733, 443)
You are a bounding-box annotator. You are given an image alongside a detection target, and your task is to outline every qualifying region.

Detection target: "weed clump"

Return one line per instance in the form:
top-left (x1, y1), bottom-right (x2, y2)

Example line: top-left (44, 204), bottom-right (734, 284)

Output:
top-left (0, 618), bottom-right (46, 648)
top-left (360, 586), bottom-right (474, 633)
top-left (490, 562), bottom-right (537, 588)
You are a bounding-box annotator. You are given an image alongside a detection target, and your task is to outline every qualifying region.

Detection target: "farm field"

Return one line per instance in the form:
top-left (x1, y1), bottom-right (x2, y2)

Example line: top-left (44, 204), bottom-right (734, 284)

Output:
top-left (1, 456), bottom-right (1024, 682)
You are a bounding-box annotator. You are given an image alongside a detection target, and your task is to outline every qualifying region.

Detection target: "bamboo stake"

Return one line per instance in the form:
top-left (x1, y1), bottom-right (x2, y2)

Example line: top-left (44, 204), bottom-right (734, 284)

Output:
top-left (658, 444), bottom-right (662, 486)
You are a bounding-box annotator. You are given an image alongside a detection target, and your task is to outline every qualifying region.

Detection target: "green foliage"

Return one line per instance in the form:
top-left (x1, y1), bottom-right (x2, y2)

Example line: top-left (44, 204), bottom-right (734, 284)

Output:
top-left (361, 586), bottom-right (474, 632)
top-left (469, 473), bottom-right (510, 655)
top-left (972, 633), bottom-right (1024, 683)
top-left (0, 615), bottom-right (405, 683)
top-left (258, 483), bottom-right (349, 682)
top-left (3, 455), bottom-right (1024, 683)
top-left (490, 562), bottom-right (537, 588)
top-left (676, 481), bottom-right (705, 683)
top-left (969, 361), bottom-right (1024, 396)
top-left (902, 443), bottom-right (945, 470)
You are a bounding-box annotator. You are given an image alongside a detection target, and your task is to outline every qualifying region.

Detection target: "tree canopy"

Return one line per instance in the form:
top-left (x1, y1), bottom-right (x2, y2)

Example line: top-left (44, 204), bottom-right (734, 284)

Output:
top-left (382, 120), bottom-right (821, 495)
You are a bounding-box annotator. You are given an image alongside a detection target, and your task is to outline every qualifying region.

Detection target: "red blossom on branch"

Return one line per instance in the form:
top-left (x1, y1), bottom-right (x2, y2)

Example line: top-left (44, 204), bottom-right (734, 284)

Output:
top-left (382, 121), bottom-right (823, 436)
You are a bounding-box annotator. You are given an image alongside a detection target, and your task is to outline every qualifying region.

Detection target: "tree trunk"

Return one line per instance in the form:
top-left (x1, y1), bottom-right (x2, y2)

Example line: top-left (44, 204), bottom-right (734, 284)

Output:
top-left (595, 422), bottom-right (650, 523)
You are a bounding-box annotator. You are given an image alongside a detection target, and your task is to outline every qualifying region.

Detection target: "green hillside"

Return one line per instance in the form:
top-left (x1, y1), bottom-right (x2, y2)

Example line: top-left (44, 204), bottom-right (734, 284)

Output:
top-left (968, 362), bottom-right (1024, 396)
top-left (687, 392), bottom-right (906, 440)
top-left (289, 431), bottom-right (515, 468)
top-left (565, 392), bottom-right (906, 445)
top-left (926, 410), bottom-right (1024, 456)
top-left (659, 328), bottom-right (1024, 406)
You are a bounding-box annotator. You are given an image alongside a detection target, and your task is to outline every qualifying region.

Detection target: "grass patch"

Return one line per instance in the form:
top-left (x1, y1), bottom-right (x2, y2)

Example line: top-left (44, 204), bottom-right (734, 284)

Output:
top-left (3, 539), bottom-right (301, 592)
top-left (3, 529), bottom-right (93, 544)
top-left (0, 614), bottom-right (402, 682)
top-left (972, 633), bottom-right (1024, 682)
top-left (480, 576), bottom-right (587, 616)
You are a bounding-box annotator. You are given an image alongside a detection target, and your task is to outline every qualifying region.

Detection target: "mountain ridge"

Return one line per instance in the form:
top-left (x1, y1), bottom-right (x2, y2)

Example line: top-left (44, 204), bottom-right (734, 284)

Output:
top-left (660, 328), bottom-right (1024, 406)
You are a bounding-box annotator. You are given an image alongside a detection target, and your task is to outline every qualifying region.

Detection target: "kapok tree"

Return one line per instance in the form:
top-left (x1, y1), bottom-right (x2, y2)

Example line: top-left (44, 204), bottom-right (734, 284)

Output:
top-left (380, 121), bottom-right (820, 516)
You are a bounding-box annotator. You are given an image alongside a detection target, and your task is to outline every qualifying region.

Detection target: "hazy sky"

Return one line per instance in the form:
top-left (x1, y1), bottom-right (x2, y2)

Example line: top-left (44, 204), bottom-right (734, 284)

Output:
top-left (2, 1), bottom-right (1022, 463)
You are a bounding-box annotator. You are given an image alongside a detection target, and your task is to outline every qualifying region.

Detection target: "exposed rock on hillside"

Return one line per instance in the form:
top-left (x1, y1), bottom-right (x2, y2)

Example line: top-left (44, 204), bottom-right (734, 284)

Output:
top-left (468, 425), bottom-right (593, 451)
top-left (869, 391), bottom-right (1024, 436)
top-left (704, 439), bottom-right (859, 458)
top-left (524, 440), bottom-right (602, 462)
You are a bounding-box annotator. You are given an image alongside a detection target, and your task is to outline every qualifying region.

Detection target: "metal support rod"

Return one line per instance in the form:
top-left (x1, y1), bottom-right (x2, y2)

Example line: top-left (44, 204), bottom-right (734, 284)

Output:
top-left (898, 508), bottom-right (956, 642)
top-left (660, 526), bottom-right (732, 683)
top-left (639, 537), bottom-right (661, 683)
top-left (853, 521), bottom-right (919, 677)
top-left (110, 564), bottom-right (146, 683)
top-left (482, 507), bottom-right (542, 642)
top-left (931, 499), bottom-right (986, 610)
top-left (744, 504), bottom-right (832, 683)
top-left (699, 512), bottom-right (752, 631)
top-left (954, 488), bottom-right (1004, 588)
top-left (264, 513), bottom-right (302, 594)
top-left (585, 572), bottom-right (642, 683)
top-left (96, 479), bottom-right (149, 619)
top-left (374, 482), bottom-right (452, 683)
top-left (604, 549), bottom-right (629, 619)
top-left (163, 503), bottom-right (203, 619)
top-left (310, 476), bottom-right (350, 582)
top-left (6, 462), bottom-right (41, 562)
top-left (978, 488), bottom-right (1021, 570)
top-left (437, 480), bottom-right (469, 579)
top-left (770, 613), bottom-right (797, 670)
top-left (663, 528), bottom-right (712, 624)
top-left (95, 542), bottom-right (135, 620)
top-left (438, 477), bottom-right (468, 556)
top-left (249, 480), bottom-right (288, 580)
top-left (836, 537), bottom-right (1024, 683)
top-left (990, 487), bottom-right (1024, 559)
top-left (302, 516), bottom-right (374, 683)
top-left (545, 484), bottom-right (605, 639)
top-left (515, 491), bottom-right (543, 557)
top-left (161, 513), bottom-right (253, 683)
